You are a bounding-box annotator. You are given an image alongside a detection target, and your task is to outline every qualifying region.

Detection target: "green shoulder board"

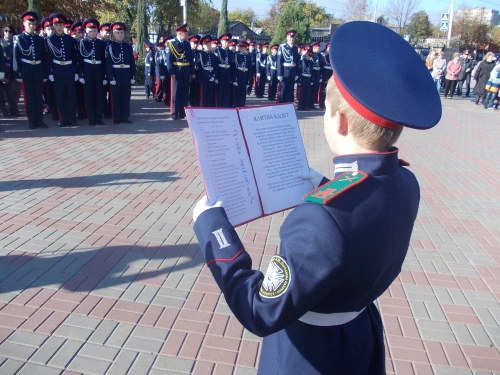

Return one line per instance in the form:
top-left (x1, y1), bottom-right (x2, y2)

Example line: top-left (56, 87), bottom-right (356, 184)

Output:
top-left (303, 171), bottom-right (369, 205)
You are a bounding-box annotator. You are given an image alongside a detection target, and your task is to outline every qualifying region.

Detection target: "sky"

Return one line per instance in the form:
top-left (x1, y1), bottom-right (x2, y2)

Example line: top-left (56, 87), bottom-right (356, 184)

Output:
top-left (209, 0), bottom-right (500, 26)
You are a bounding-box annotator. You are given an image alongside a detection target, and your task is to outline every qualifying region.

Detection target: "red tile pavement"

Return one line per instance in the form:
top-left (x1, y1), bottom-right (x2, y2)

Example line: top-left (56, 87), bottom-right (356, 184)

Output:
top-left (0, 89), bottom-right (499, 374)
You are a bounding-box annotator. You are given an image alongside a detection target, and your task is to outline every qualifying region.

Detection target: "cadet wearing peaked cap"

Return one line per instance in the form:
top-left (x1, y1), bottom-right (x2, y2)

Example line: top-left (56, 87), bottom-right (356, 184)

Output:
top-left (64, 20), bottom-right (73, 35)
top-left (309, 41), bottom-right (323, 110)
top-left (106, 22), bottom-right (136, 124)
top-left (266, 44), bottom-right (279, 101)
top-left (214, 32), bottom-right (233, 108)
top-left (197, 35), bottom-right (218, 107)
top-left (144, 41), bottom-right (155, 99)
top-left (188, 34), bottom-right (201, 107)
top-left (191, 21), bottom-right (441, 375)
top-left (71, 21), bottom-right (87, 121)
top-left (231, 40), bottom-right (252, 107)
top-left (40, 17), bottom-right (59, 121)
top-left (79, 18), bottom-right (107, 125)
top-left (247, 40), bottom-right (256, 95)
top-left (99, 23), bottom-right (112, 118)
top-left (277, 29), bottom-right (300, 103)
top-left (319, 42), bottom-right (331, 109)
top-left (154, 41), bottom-right (167, 104)
top-left (15, 11), bottom-right (49, 129)
top-left (255, 43), bottom-right (268, 98)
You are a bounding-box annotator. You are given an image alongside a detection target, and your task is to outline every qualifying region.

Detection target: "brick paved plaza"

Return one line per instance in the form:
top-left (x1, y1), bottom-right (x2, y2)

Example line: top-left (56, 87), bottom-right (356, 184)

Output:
top-left (0, 88), bottom-right (499, 375)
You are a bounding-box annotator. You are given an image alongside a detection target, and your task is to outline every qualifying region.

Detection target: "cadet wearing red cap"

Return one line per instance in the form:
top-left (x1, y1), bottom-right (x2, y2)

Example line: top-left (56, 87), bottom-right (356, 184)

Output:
top-left (105, 22), bottom-right (136, 124)
top-left (144, 41), bottom-right (155, 99)
top-left (266, 44), bottom-right (279, 101)
top-left (64, 20), bottom-right (73, 35)
top-left (247, 41), bottom-right (256, 95)
top-left (71, 21), bottom-right (88, 121)
top-left (308, 41), bottom-right (323, 110)
top-left (319, 43), bottom-right (332, 109)
top-left (166, 24), bottom-right (195, 119)
top-left (214, 32), bottom-right (234, 108)
top-left (297, 45), bottom-right (314, 111)
top-left (40, 17), bottom-right (59, 121)
top-left (277, 29), bottom-right (300, 104)
top-left (79, 18), bottom-right (107, 125)
top-left (232, 40), bottom-right (252, 107)
top-left (154, 41), bottom-right (167, 104)
top-left (99, 23), bottom-right (112, 118)
top-left (15, 11), bottom-right (49, 129)
top-left (197, 35), bottom-right (218, 107)
top-left (188, 34), bottom-right (201, 107)
top-left (255, 43), bottom-right (268, 98)
top-left (192, 21), bottom-right (441, 375)
top-left (46, 13), bottom-right (79, 127)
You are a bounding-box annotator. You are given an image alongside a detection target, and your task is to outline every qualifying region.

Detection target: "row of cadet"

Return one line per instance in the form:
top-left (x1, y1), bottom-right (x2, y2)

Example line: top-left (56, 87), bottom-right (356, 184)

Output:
top-left (143, 30), bottom-right (333, 111)
top-left (0, 11), bottom-right (136, 129)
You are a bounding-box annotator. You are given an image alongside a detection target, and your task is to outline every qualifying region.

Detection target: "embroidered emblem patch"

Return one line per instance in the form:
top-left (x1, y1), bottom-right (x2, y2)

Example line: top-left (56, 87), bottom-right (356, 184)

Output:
top-left (259, 255), bottom-right (291, 298)
top-left (303, 171), bottom-right (369, 205)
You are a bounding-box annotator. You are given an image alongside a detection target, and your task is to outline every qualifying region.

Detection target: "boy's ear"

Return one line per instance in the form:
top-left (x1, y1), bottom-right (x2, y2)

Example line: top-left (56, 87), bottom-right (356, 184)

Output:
top-left (336, 111), bottom-right (349, 136)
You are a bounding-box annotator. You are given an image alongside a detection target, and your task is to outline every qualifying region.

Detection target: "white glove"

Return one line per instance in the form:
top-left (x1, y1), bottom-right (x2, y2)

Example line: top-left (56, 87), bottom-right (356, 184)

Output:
top-left (160, 75), bottom-right (165, 80)
top-left (43, 79), bottom-right (47, 82)
top-left (311, 82), bottom-right (313, 85)
top-left (79, 78), bottom-right (85, 84)
top-left (246, 85), bottom-right (250, 89)
top-left (278, 76), bottom-right (283, 81)
top-left (209, 77), bottom-right (214, 82)
top-left (75, 73), bottom-right (79, 81)
top-left (193, 196), bottom-right (224, 223)
top-left (16, 78), bottom-right (22, 82)
top-left (233, 82), bottom-right (238, 86)
top-left (319, 79), bottom-right (322, 83)
top-left (131, 79), bottom-right (135, 84)
top-left (215, 79), bottom-right (218, 84)
top-left (49, 75), bottom-right (54, 82)
top-left (295, 76), bottom-right (298, 81)
top-left (257, 73), bottom-right (260, 77)
top-left (110, 80), bottom-right (116, 85)
top-left (103, 80), bottom-right (108, 85)
top-left (267, 76), bottom-right (271, 80)
top-left (0, 72), bottom-right (4, 79)
top-left (298, 168), bottom-right (324, 189)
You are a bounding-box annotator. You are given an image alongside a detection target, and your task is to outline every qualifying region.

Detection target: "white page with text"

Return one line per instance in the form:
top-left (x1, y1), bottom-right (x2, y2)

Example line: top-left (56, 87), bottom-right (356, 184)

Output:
top-left (237, 104), bottom-right (312, 215)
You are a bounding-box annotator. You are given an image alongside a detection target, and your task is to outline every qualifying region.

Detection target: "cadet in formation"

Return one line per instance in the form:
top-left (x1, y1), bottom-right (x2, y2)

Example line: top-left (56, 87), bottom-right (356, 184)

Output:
top-left (1, 24), bottom-right (21, 117)
top-left (247, 41), bottom-right (256, 95)
top-left (166, 24), bottom-right (194, 120)
top-left (255, 43), bottom-right (267, 98)
top-left (15, 11), bottom-right (48, 129)
top-left (191, 21), bottom-right (442, 375)
top-left (100, 23), bottom-right (112, 118)
top-left (144, 42), bottom-right (155, 99)
top-left (320, 43), bottom-right (332, 109)
top-left (188, 34), bottom-right (200, 107)
top-left (79, 18), bottom-right (107, 125)
top-left (214, 32), bottom-right (233, 108)
top-left (277, 29), bottom-right (300, 103)
top-left (39, 17), bottom-right (58, 121)
top-left (232, 40), bottom-right (252, 108)
top-left (105, 22), bottom-right (136, 124)
top-left (154, 41), bottom-right (168, 105)
top-left (72, 21), bottom-right (87, 120)
top-left (266, 44), bottom-right (279, 101)
top-left (309, 41), bottom-right (323, 110)
top-left (197, 35), bottom-right (218, 107)
top-left (297, 45), bottom-right (313, 111)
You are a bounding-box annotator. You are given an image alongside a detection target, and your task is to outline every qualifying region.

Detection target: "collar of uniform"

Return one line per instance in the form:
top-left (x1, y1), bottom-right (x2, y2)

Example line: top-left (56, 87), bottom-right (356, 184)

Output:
top-left (287, 42), bottom-right (293, 48)
top-left (333, 147), bottom-right (400, 178)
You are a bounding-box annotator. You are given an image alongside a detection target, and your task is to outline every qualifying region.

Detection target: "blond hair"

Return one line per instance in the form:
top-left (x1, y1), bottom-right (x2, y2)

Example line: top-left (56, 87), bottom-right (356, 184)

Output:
top-left (326, 78), bottom-right (403, 152)
top-left (484, 52), bottom-right (494, 61)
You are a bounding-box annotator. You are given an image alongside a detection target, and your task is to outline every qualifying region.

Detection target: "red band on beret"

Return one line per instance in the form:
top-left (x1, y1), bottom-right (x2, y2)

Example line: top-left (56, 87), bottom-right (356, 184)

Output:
top-left (53, 18), bottom-right (64, 23)
top-left (101, 26), bottom-right (110, 31)
top-left (112, 25), bottom-right (123, 30)
top-left (333, 74), bottom-right (403, 129)
top-left (86, 23), bottom-right (97, 28)
top-left (23, 16), bottom-right (36, 21)
top-left (43, 22), bottom-right (51, 28)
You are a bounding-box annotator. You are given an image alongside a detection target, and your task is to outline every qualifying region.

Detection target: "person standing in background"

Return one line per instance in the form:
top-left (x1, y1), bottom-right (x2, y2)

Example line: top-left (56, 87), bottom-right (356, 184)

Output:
top-left (432, 51), bottom-right (446, 93)
top-left (100, 23), bottom-right (112, 118)
top-left (214, 32), bottom-right (233, 108)
top-left (266, 44), bottom-right (279, 101)
top-left (1, 25), bottom-right (20, 117)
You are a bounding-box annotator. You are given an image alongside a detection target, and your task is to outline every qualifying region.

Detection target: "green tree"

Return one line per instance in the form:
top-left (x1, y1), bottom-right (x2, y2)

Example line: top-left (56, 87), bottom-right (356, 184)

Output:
top-left (407, 11), bottom-right (432, 46)
top-left (218, 0), bottom-right (229, 35)
top-left (228, 8), bottom-right (260, 28)
top-left (492, 25), bottom-right (500, 47)
top-left (135, 0), bottom-right (147, 57)
top-left (452, 7), bottom-right (492, 50)
top-left (27, 0), bottom-right (41, 19)
top-left (271, 0), bottom-right (310, 45)
top-left (303, 2), bottom-right (333, 27)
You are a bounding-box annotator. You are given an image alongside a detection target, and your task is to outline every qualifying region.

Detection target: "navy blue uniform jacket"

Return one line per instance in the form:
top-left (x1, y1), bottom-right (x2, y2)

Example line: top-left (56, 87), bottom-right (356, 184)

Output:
top-left (197, 50), bottom-right (218, 83)
top-left (194, 149), bottom-right (419, 374)
top-left (215, 47), bottom-right (233, 83)
top-left (46, 33), bottom-right (78, 78)
top-left (105, 41), bottom-right (136, 87)
top-left (79, 37), bottom-right (107, 81)
top-left (166, 38), bottom-right (194, 80)
top-left (14, 32), bottom-right (48, 80)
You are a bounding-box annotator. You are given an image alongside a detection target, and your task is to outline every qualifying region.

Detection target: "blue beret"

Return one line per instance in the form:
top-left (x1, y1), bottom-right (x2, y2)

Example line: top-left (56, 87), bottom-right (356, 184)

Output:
top-left (83, 18), bottom-right (100, 29)
top-left (21, 12), bottom-right (38, 22)
top-left (49, 13), bottom-right (67, 24)
top-left (330, 21), bottom-right (441, 130)
top-left (111, 22), bottom-right (126, 31)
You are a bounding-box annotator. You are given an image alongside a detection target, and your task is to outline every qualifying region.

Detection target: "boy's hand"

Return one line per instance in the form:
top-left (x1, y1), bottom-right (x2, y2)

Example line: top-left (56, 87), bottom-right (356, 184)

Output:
top-left (298, 168), bottom-right (324, 188)
top-left (193, 196), bottom-right (225, 222)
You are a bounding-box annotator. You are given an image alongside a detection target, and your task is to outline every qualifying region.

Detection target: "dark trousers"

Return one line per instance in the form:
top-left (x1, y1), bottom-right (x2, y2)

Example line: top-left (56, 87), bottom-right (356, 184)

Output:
top-left (268, 77), bottom-right (278, 101)
top-left (171, 78), bottom-right (189, 117)
top-left (76, 81), bottom-right (87, 119)
top-left (111, 85), bottom-right (131, 121)
top-left (233, 84), bottom-right (247, 107)
top-left (43, 81), bottom-right (58, 120)
top-left (22, 79), bottom-right (44, 124)
top-left (85, 79), bottom-right (104, 123)
top-left (155, 77), bottom-right (163, 101)
top-left (145, 76), bottom-right (153, 98)
top-left (444, 79), bottom-right (458, 98)
top-left (279, 76), bottom-right (295, 103)
top-left (319, 82), bottom-right (328, 109)
top-left (256, 73), bottom-right (266, 97)
top-left (189, 80), bottom-right (200, 107)
top-left (102, 83), bottom-right (112, 117)
top-left (200, 82), bottom-right (215, 107)
top-left (309, 80), bottom-right (320, 108)
top-left (298, 81), bottom-right (311, 109)
top-left (457, 74), bottom-right (471, 97)
top-left (247, 73), bottom-right (255, 94)
top-left (216, 81), bottom-right (232, 108)
top-left (54, 78), bottom-right (76, 124)
top-left (0, 80), bottom-right (19, 115)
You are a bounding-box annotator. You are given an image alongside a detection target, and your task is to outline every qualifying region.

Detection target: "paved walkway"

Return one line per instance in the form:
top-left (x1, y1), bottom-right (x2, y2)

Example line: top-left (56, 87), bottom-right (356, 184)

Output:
top-left (0, 88), bottom-right (499, 375)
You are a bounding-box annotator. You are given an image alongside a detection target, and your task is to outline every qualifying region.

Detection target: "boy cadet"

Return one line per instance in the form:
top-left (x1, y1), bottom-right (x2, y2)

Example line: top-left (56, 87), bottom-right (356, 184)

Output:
top-left (47, 13), bottom-right (78, 127)
top-left (255, 43), bottom-right (268, 98)
top-left (79, 18), bottom-right (107, 125)
top-left (266, 44), bottom-right (279, 101)
top-left (166, 24), bottom-right (195, 120)
top-left (232, 40), bottom-right (252, 107)
top-left (309, 41), bottom-right (323, 109)
top-left (297, 45), bottom-right (313, 111)
top-left (15, 11), bottom-right (49, 129)
top-left (100, 23), bottom-right (112, 118)
top-left (277, 29), bottom-right (300, 103)
top-left (188, 34), bottom-right (201, 107)
top-left (71, 22), bottom-right (87, 121)
top-left (154, 42), bottom-right (167, 103)
top-left (105, 22), bottom-right (136, 124)
top-left (191, 21), bottom-right (441, 375)
top-left (63, 20), bottom-right (73, 35)
top-left (197, 35), bottom-right (218, 107)
top-left (144, 42), bottom-right (155, 99)
top-left (247, 41), bottom-right (256, 95)
top-left (40, 17), bottom-right (59, 121)
top-left (319, 42), bottom-right (332, 109)
top-left (215, 32), bottom-right (233, 108)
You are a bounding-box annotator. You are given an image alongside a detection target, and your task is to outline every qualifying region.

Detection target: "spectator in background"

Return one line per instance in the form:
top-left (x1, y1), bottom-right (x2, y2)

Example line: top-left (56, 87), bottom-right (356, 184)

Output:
top-left (0, 25), bottom-right (20, 117)
top-left (425, 52), bottom-right (436, 75)
top-left (432, 51), bottom-right (446, 93)
top-left (443, 52), bottom-right (461, 99)
top-left (473, 52), bottom-right (496, 105)
top-left (483, 63), bottom-right (500, 110)
top-left (456, 52), bottom-right (474, 98)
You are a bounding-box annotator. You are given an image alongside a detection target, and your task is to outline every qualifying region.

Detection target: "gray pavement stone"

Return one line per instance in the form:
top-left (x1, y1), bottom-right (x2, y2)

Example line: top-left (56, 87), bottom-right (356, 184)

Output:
top-left (0, 357), bottom-right (25, 375)
top-left (0, 343), bottom-right (37, 361)
top-left (433, 366), bottom-right (473, 375)
top-left (68, 355), bottom-right (111, 375)
top-left (17, 363), bottom-right (62, 375)
top-left (234, 367), bottom-right (258, 375)
top-left (409, 300), bottom-right (431, 320)
top-left (48, 340), bottom-right (83, 368)
top-left (153, 355), bottom-right (194, 373)
top-left (132, 326), bottom-right (169, 342)
top-left (106, 323), bottom-right (135, 348)
top-left (124, 336), bottom-right (163, 354)
top-left (468, 324), bottom-right (494, 346)
top-left (7, 331), bottom-right (48, 348)
top-left (30, 337), bottom-right (66, 365)
top-left (107, 349), bottom-right (138, 375)
top-left (65, 314), bottom-right (101, 330)
top-left (79, 342), bottom-right (119, 362)
top-left (128, 352), bottom-right (157, 375)
top-left (450, 323), bottom-right (476, 345)
top-left (54, 324), bottom-right (94, 342)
